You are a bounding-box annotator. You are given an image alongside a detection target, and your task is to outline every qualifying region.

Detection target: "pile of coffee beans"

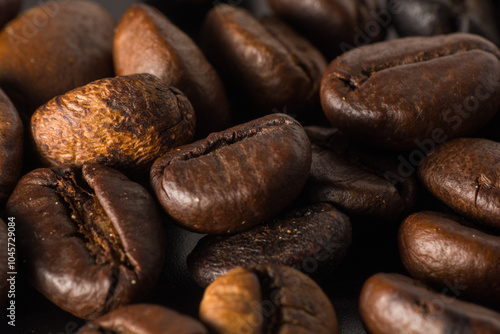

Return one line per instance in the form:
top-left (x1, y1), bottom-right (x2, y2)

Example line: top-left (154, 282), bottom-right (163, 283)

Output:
top-left (0, 0), bottom-right (500, 333)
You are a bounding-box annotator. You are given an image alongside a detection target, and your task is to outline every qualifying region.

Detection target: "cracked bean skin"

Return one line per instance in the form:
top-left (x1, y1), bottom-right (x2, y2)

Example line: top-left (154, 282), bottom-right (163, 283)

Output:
top-left (199, 264), bottom-right (339, 334)
top-left (419, 137), bottom-right (500, 230)
top-left (5, 163), bottom-right (165, 319)
top-left (398, 211), bottom-right (500, 304)
top-left (0, 0), bottom-right (22, 30)
top-left (320, 33), bottom-right (500, 150)
top-left (360, 273), bottom-right (500, 334)
top-left (77, 304), bottom-right (208, 334)
top-left (151, 114), bottom-right (311, 235)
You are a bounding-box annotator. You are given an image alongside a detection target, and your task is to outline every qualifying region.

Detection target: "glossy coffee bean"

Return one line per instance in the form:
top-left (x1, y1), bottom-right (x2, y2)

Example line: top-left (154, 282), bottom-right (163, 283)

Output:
top-left (268, 0), bottom-right (386, 58)
top-left (0, 88), bottom-right (23, 205)
top-left (187, 203), bottom-right (352, 287)
top-left (202, 4), bottom-right (326, 117)
top-left (6, 163), bottom-right (165, 319)
top-left (31, 73), bottom-right (195, 174)
top-left (0, 219), bottom-right (8, 308)
top-left (114, 3), bottom-right (231, 137)
top-left (321, 33), bottom-right (500, 151)
top-left (200, 264), bottom-right (339, 334)
top-left (398, 211), bottom-right (500, 304)
top-left (360, 273), bottom-right (500, 334)
top-left (151, 114), bottom-right (311, 235)
top-left (0, 0), bottom-right (22, 29)
top-left (299, 126), bottom-right (417, 221)
top-left (0, 1), bottom-right (114, 116)
top-left (78, 304), bottom-right (208, 334)
top-left (419, 138), bottom-right (500, 230)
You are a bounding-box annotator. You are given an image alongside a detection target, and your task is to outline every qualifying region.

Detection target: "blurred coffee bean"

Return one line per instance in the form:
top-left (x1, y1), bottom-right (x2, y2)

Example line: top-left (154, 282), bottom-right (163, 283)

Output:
top-left (6, 163), bottom-right (165, 319)
top-left (0, 0), bottom-right (22, 29)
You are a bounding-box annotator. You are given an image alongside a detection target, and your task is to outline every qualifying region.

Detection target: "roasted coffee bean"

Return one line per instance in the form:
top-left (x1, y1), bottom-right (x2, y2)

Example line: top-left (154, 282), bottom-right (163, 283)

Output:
top-left (419, 137), bottom-right (500, 230)
top-left (0, 0), bottom-right (22, 29)
top-left (6, 163), bottom-right (165, 319)
top-left (0, 88), bottom-right (23, 205)
top-left (298, 126), bottom-right (417, 221)
top-left (151, 114), bottom-right (311, 235)
top-left (392, 0), bottom-right (500, 45)
top-left (321, 33), bottom-right (500, 151)
top-left (0, 1), bottom-right (114, 116)
top-left (398, 211), bottom-right (500, 304)
top-left (31, 73), bottom-right (195, 174)
top-left (78, 304), bottom-right (208, 334)
top-left (360, 273), bottom-right (500, 334)
top-left (187, 203), bottom-right (352, 287)
top-left (200, 264), bottom-right (339, 334)
top-left (114, 3), bottom-right (231, 137)
top-left (202, 4), bottom-right (326, 117)
top-left (268, 0), bottom-right (386, 58)
top-left (0, 219), bottom-right (8, 308)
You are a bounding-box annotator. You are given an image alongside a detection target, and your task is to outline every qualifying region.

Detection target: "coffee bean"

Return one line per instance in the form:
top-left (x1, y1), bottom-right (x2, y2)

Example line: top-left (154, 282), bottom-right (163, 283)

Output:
top-left (202, 4), bottom-right (326, 117)
top-left (187, 203), bottom-right (352, 287)
top-left (0, 1), bottom-right (114, 116)
top-left (0, 0), bottom-right (22, 29)
top-left (6, 163), bottom-right (165, 319)
top-left (321, 33), bottom-right (500, 150)
top-left (199, 264), bottom-right (339, 334)
top-left (398, 211), bottom-right (500, 304)
top-left (360, 273), bottom-right (500, 334)
top-left (0, 219), bottom-right (8, 308)
top-left (151, 113), bottom-right (311, 235)
top-left (78, 304), bottom-right (208, 334)
top-left (31, 73), bottom-right (196, 174)
top-left (114, 3), bottom-right (231, 137)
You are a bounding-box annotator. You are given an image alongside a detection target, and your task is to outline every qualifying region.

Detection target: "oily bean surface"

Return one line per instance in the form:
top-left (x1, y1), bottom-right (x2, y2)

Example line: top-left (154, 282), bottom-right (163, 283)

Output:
top-left (187, 203), bottom-right (352, 287)
top-left (0, 0), bottom-right (22, 29)
top-left (5, 163), bottom-right (165, 319)
top-left (114, 3), bottom-right (231, 137)
top-left (151, 113), bottom-right (311, 235)
top-left (419, 137), bottom-right (500, 230)
top-left (31, 73), bottom-right (195, 173)
top-left (398, 211), bottom-right (500, 303)
top-left (0, 0), bottom-right (114, 116)
top-left (321, 33), bottom-right (500, 150)
top-left (200, 264), bottom-right (339, 334)
top-left (78, 304), bottom-right (208, 334)
top-left (360, 273), bottom-right (500, 334)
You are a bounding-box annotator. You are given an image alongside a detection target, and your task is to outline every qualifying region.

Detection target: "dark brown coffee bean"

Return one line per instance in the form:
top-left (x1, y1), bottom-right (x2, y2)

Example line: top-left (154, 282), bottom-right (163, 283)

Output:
top-left (151, 114), bottom-right (311, 235)
top-left (0, 88), bottom-right (23, 205)
top-left (399, 211), bottom-right (500, 304)
top-left (202, 4), bottom-right (326, 117)
top-left (299, 126), bottom-right (417, 221)
top-left (6, 163), bottom-right (165, 319)
top-left (114, 3), bottom-right (231, 137)
top-left (200, 264), bottom-right (339, 334)
top-left (0, 0), bottom-right (22, 29)
top-left (31, 73), bottom-right (195, 174)
top-left (0, 1), bottom-right (114, 116)
top-left (187, 203), bottom-right (352, 287)
top-left (321, 33), bottom-right (500, 151)
top-left (78, 304), bottom-right (208, 334)
top-left (360, 273), bottom-right (500, 334)
top-left (268, 0), bottom-right (386, 58)
top-left (0, 219), bottom-right (8, 308)
top-left (419, 138), bottom-right (500, 230)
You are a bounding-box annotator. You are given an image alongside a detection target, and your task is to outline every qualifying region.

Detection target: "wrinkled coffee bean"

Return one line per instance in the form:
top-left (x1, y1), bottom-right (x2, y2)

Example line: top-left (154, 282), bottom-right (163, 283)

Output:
top-left (0, 219), bottom-right (8, 308)
top-left (114, 3), bottom-right (231, 137)
top-left (298, 126), bottom-right (417, 221)
top-left (0, 1), bottom-right (114, 116)
top-left (398, 211), bottom-right (500, 304)
top-left (268, 0), bottom-right (386, 58)
top-left (321, 33), bottom-right (500, 151)
top-left (31, 73), bottom-right (196, 174)
top-left (419, 137), bottom-right (500, 230)
top-left (78, 304), bottom-right (208, 334)
top-left (202, 4), bottom-right (326, 117)
top-left (151, 114), bottom-right (311, 235)
top-left (200, 264), bottom-right (339, 334)
top-left (0, 0), bottom-right (22, 29)
top-left (6, 163), bottom-right (165, 319)
top-left (0, 88), bottom-right (23, 205)
top-left (187, 203), bottom-right (352, 287)
top-left (392, 0), bottom-right (500, 45)
top-left (360, 273), bottom-right (500, 334)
